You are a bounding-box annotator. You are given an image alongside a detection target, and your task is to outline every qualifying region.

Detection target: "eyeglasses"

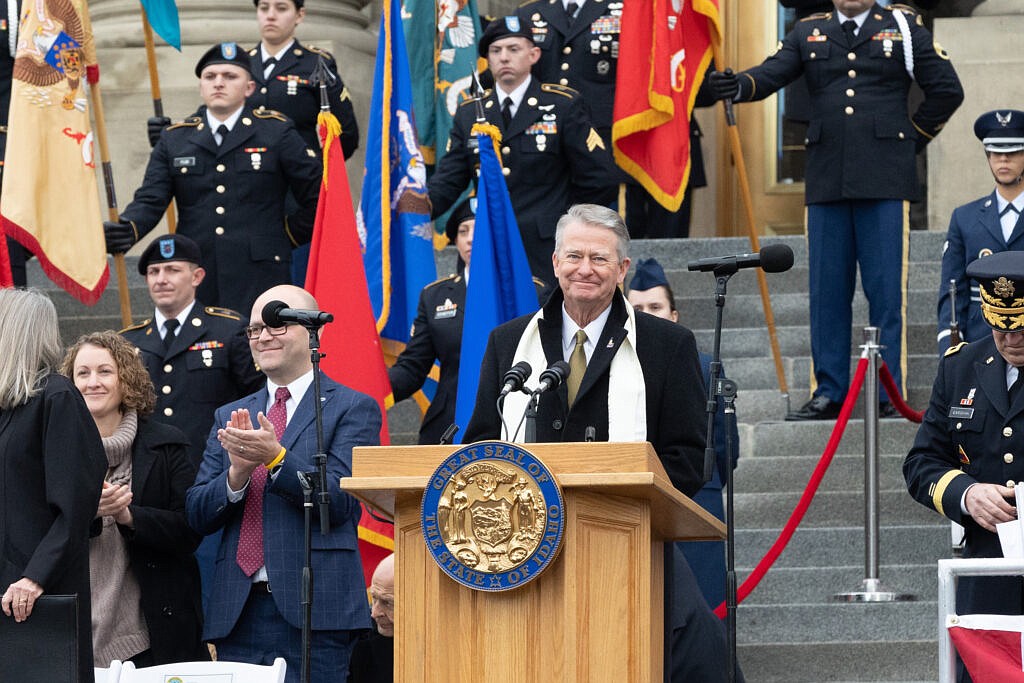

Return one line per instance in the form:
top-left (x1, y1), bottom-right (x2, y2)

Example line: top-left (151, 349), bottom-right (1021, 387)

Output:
top-left (243, 323), bottom-right (289, 340)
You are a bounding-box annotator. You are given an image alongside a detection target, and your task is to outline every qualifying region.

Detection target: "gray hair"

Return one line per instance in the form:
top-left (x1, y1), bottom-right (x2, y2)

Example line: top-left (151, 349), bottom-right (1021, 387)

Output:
top-left (0, 289), bottom-right (64, 409)
top-left (553, 204), bottom-right (630, 261)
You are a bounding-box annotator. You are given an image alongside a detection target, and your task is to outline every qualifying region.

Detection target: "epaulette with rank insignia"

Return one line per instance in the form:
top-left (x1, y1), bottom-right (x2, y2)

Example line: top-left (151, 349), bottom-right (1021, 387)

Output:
top-left (887, 4), bottom-right (924, 25)
top-left (205, 306), bottom-right (242, 320)
top-left (166, 117), bottom-right (202, 131)
top-left (944, 341), bottom-right (968, 357)
top-left (120, 318), bottom-right (152, 333)
top-left (800, 11), bottom-right (832, 22)
top-left (253, 108), bottom-right (288, 123)
top-left (541, 83), bottom-right (579, 98)
top-left (307, 45), bottom-right (336, 61)
top-left (424, 273), bottom-right (458, 289)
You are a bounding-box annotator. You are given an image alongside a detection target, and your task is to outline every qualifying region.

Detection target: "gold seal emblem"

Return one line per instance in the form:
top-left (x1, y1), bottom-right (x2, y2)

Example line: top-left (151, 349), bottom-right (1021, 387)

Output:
top-left (994, 276), bottom-right (1015, 299)
top-left (422, 441), bottom-right (564, 591)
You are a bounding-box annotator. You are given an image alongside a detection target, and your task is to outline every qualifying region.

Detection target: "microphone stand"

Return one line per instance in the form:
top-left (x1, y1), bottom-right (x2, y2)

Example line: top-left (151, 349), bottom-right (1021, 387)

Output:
top-left (299, 322), bottom-right (330, 683)
top-left (702, 266), bottom-right (741, 683)
top-left (523, 393), bottom-right (539, 443)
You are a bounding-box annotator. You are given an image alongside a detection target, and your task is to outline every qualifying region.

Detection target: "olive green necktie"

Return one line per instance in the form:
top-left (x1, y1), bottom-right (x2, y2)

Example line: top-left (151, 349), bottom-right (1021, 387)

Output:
top-left (567, 329), bottom-right (587, 405)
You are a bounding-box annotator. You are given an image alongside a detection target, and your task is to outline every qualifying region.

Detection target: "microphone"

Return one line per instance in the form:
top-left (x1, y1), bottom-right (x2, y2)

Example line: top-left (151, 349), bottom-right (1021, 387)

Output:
top-left (499, 361), bottom-right (533, 398)
top-left (687, 243), bottom-right (794, 275)
top-left (261, 300), bottom-right (334, 328)
top-left (533, 361), bottom-right (570, 395)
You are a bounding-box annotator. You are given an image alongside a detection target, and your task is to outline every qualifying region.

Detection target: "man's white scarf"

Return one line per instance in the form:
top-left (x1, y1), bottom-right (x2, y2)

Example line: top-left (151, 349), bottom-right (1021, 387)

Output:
top-left (503, 294), bottom-right (647, 442)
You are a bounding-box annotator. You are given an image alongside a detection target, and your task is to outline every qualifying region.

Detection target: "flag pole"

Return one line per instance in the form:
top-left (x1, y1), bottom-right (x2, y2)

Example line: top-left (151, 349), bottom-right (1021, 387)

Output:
top-left (87, 72), bottom-right (133, 327)
top-left (709, 28), bottom-right (789, 397)
top-left (140, 5), bottom-right (178, 235)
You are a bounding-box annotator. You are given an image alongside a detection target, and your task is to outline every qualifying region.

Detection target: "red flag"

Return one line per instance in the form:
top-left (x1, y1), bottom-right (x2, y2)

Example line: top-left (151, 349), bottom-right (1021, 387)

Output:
top-left (949, 614), bottom-right (1024, 682)
top-left (305, 112), bottom-right (394, 585)
top-left (612, 0), bottom-right (721, 212)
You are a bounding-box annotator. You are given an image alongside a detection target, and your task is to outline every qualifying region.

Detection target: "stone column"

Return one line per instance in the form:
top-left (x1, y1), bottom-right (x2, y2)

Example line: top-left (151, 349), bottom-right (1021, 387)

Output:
top-left (88, 0), bottom-right (375, 242)
top-left (927, 4), bottom-right (1024, 231)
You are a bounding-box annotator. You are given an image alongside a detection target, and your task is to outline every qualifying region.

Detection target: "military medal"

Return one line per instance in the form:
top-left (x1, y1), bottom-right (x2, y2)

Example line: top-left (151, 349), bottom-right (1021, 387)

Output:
top-left (434, 298), bottom-right (458, 319)
top-left (590, 39), bottom-right (600, 55)
top-left (883, 38), bottom-right (893, 58)
top-left (597, 60), bottom-right (610, 75)
top-left (202, 349), bottom-right (213, 367)
top-left (245, 147), bottom-right (267, 171)
top-left (535, 134), bottom-right (546, 152)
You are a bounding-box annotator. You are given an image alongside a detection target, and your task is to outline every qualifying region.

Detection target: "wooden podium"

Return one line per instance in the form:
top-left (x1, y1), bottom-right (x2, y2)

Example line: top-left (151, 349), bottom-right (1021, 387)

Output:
top-left (343, 442), bottom-right (725, 683)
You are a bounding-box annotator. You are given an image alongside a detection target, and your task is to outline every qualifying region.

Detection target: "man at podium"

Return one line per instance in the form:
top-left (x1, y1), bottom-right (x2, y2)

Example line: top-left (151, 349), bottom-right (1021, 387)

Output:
top-left (463, 204), bottom-right (740, 681)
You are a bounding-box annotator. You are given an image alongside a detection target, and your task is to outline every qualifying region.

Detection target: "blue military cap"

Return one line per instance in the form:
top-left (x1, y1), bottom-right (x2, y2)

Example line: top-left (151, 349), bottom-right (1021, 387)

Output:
top-left (479, 16), bottom-right (534, 58)
top-left (137, 234), bottom-right (203, 274)
top-left (966, 251), bottom-right (1024, 331)
top-left (974, 110), bottom-right (1024, 153)
top-left (194, 43), bottom-right (252, 78)
top-left (629, 258), bottom-right (671, 292)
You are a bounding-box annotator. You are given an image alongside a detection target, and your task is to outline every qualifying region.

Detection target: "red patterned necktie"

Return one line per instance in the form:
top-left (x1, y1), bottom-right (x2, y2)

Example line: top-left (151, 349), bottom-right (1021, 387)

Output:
top-left (236, 386), bottom-right (290, 576)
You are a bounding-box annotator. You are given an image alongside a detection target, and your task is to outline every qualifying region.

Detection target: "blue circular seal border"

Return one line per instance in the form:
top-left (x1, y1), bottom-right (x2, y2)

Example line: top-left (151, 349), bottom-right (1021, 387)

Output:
top-left (421, 441), bottom-right (565, 592)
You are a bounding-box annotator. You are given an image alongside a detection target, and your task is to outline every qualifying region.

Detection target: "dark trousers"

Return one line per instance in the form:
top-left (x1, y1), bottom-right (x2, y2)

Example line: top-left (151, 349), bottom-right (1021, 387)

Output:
top-left (807, 199), bottom-right (907, 403)
top-left (214, 589), bottom-right (358, 683)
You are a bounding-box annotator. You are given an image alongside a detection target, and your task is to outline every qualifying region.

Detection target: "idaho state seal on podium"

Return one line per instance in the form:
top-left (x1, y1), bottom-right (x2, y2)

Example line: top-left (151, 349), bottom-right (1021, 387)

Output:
top-left (421, 441), bottom-right (565, 591)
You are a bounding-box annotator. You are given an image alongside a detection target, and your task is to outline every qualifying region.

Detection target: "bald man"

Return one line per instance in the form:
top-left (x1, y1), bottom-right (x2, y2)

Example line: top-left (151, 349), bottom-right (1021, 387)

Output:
top-left (186, 284), bottom-right (382, 682)
top-left (347, 553), bottom-right (395, 683)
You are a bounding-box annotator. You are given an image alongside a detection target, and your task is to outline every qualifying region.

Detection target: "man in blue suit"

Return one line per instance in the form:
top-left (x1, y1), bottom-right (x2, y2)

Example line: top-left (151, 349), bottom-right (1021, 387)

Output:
top-left (937, 109), bottom-right (1024, 354)
top-left (186, 284), bottom-right (381, 682)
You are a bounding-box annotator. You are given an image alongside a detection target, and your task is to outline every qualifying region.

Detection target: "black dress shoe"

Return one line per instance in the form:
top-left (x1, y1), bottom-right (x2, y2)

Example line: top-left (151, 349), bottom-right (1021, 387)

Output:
top-left (879, 402), bottom-right (898, 419)
top-left (786, 395), bottom-right (842, 421)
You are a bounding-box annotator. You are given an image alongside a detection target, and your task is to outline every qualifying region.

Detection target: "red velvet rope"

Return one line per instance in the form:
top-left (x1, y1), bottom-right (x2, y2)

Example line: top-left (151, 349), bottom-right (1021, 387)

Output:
top-left (713, 358), bottom-right (926, 618)
top-left (879, 362), bottom-right (924, 423)
top-left (713, 358), bottom-right (869, 618)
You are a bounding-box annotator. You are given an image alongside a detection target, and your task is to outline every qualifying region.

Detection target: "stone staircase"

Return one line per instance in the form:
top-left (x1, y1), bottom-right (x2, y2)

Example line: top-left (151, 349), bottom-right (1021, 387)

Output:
top-left (35, 231), bottom-right (952, 682)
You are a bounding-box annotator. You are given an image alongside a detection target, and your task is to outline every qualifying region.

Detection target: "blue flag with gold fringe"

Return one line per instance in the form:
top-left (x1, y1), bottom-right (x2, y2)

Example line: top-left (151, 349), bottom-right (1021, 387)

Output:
top-left (140, 0), bottom-right (181, 50)
top-left (453, 126), bottom-right (539, 442)
top-left (357, 0), bottom-right (438, 400)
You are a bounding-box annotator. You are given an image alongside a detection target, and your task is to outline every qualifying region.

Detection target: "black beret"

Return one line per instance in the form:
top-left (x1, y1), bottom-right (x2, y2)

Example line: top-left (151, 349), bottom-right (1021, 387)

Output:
top-left (629, 258), bottom-right (670, 292)
top-left (446, 197), bottom-right (477, 243)
top-left (138, 234), bottom-right (203, 275)
top-left (974, 110), bottom-right (1024, 153)
top-left (967, 251), bottom-right (1024, 331)
top-left (479, 16), bottom-right (534, 58)
top-left (195, 43), bottom-right (252, 78)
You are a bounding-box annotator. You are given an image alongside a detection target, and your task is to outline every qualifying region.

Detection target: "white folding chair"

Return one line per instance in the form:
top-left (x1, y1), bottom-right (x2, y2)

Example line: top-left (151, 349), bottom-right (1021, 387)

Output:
top-left (117, 657), bottom-right (286, 683)
top-left (94, 659), bottom-right (122, 683)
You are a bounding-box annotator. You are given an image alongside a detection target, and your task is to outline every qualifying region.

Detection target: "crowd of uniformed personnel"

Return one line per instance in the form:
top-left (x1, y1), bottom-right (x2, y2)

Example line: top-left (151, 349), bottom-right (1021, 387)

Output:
top-left (5, 0), bottom-right (1024, 680)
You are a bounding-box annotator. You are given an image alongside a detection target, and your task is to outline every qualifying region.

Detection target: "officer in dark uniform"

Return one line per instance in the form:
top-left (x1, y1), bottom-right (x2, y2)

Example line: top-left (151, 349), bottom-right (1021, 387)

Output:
top-left (104, 43), bottom-right (322, 315)
top-left (905, 250), bottom-right (1024, 683)
top-left (246, 0), bottom-right (358, 160)
top-left (389, 199), bottom-right (474, 445)
top-left (428, 16), bottom-right (617, 287)
top-left (121, 233), bottom-right (263, 467)
top-left (708, 1), bottom-right (963, 420)
top-left (937, 110), bottom-right (1024, 354)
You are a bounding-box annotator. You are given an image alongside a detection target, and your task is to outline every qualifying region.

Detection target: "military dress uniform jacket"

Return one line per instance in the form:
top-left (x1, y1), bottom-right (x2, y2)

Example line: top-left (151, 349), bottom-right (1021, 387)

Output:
top-left (734, 4), bottom-right (962, 204)
top-left (120, 106), bottom-right (322, 313)
top-left (937, 191), bottom-right (1024, 353)
top-left (122, 303), bottom-right (263, 467)
top-left (388, 274), bottom-right (465, 446)
top-left (247, 40), bottom-right (359, 159)
top-left (904, 336), bottom-right (1024, 614)
top-left (515, 0), bottom-right (623, 134)
top-left (428, 77), bottom-right (617, 284)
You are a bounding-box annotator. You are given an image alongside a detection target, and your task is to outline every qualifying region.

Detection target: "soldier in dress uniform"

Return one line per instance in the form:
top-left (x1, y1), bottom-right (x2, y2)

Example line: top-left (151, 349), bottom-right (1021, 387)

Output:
top-left (937, 110), bottom-right (1024, 354)
top-left (104, 43), bottom-right (322, 315)
top-left (388, 199), bottom-right (474, 446)
top-left (427, 16), bottom-right (617, 287)
top-left (708, 0), bottom-right (963, 420)
top-left (246, 0), bottom-right (358, 159)
top-left (121, 234), bottom-right (263, 468)
top-left (905, 250), bottom-right (1024, 683)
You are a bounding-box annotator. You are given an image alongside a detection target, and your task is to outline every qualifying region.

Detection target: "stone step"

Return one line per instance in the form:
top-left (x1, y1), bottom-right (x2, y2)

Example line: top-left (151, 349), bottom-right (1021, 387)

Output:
top-left (736, 641), bottom-right (937, 682)
top-left (727, 564), bottom-right (938, 605)
top-left (733, 489), bottom-right (941, 528)
top-left (721, 353), bottom-right (938, 392)
top-left (737, 601), bottom-right (936, 643)
top-left (732, 387), bottom-right (932, 424)
top-left (691, 322), bottom-right (944, 360)
top-left (733, 525), bottom-right (950, 570)
top-left (734, 453), bottom-right (911, 494)
top-left (743, 420), bottom-right (920, 457)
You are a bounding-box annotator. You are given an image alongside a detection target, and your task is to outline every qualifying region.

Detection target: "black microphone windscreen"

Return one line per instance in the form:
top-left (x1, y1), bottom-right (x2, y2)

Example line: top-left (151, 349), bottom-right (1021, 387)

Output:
top-left (551, 360), bottom-right (570, 380)
top-left (759, 244), bottom-right (794, 273)
top-left (261, 300), bottom-right (289, 327)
